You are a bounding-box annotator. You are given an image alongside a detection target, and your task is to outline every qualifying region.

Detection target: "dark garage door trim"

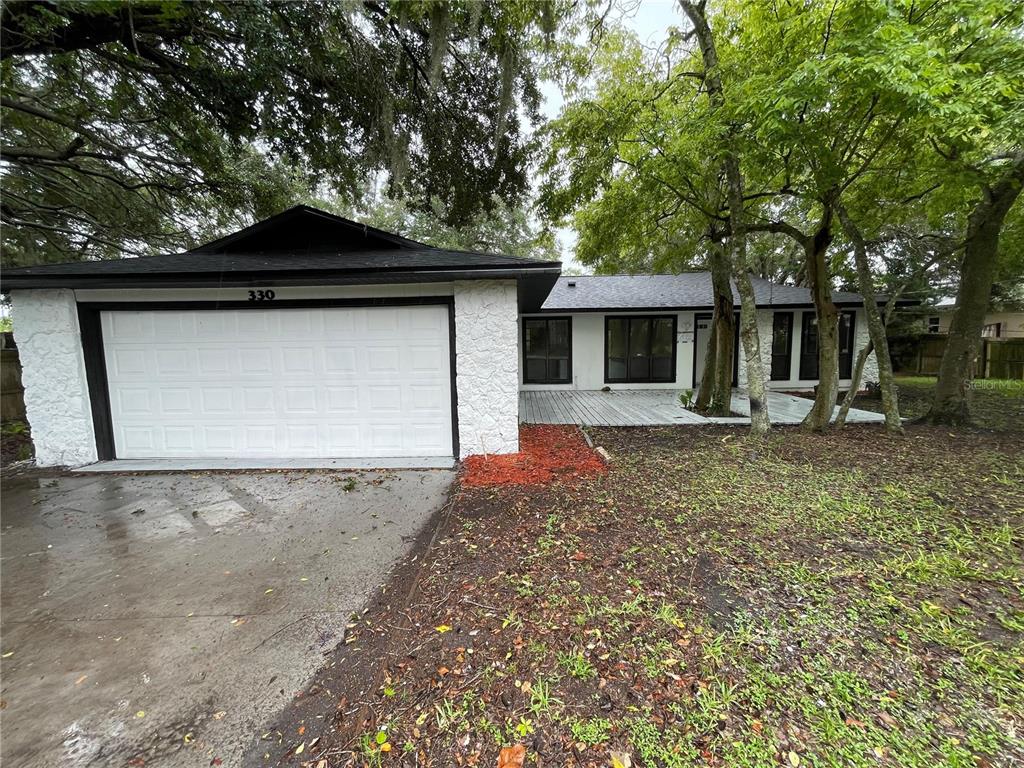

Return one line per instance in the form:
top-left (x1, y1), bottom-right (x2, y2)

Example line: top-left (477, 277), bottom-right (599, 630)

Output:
top-left (77, 297), bottom-right (459, 461)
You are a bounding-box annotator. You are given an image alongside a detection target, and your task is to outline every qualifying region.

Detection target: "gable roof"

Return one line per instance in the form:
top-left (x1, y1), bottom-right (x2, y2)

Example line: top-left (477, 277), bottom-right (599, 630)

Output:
top-left (188, 205), bottom-right (432, 253)
top-left (0, 206), bottom-right (562, 309)
top-left (539, 273), bottom-right (872, 312)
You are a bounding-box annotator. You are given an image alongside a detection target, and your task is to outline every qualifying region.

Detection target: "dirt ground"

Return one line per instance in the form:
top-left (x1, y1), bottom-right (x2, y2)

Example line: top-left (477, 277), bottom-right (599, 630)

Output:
top-left (251, 422), bottom-right (1023, 768)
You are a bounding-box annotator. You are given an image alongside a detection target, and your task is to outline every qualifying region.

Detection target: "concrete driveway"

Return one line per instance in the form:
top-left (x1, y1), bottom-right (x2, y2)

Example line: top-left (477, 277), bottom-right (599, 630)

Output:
top-left (0, 469), bottom-right (454, 768)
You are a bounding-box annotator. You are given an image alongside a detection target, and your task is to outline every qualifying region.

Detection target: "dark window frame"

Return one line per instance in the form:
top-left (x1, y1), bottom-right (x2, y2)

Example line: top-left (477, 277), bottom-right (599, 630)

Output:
top-left (927, 316), bottom-right (941, 334)
top-left (604, 314), bottom-right (678, 384)
top-left (522, 316), bottom-right (573, 384)
top-left (799, 310), bottom-right (857, 381)
top-left (770, 311), bottom-right (794, 381)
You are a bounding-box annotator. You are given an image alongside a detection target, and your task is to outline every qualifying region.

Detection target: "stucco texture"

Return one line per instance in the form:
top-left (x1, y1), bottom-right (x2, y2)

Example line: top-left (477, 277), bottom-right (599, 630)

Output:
top-left (10, 289), bottom-right (97, 467)
top-left (454, 280), bottom-right (520, 457)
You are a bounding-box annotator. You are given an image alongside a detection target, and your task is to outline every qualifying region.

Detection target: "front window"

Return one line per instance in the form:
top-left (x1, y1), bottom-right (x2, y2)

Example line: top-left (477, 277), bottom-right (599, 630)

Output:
top-left (523, 317), bottom-right (572, 384)
top-left (927, 316), bottom-right (941, 334)
top-left (605, 316), bottom-right (676, 383)
top-left (982, 322), bottom-right (1002, 338)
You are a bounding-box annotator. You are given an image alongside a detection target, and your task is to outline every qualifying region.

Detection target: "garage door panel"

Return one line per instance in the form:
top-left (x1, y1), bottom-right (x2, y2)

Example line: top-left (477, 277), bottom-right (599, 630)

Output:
top-left (101, 306), bottom-right (452, 459)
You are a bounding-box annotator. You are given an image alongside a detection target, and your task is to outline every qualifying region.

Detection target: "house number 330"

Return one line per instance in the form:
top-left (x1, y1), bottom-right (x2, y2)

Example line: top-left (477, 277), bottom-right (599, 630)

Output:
top-left (247, 289), bottom-right (276, 301)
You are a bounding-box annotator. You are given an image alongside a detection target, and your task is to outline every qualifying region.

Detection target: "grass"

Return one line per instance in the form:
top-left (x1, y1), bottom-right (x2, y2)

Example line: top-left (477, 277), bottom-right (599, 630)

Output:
top-left (305, 423), bottom-right (1023, 768)
top-left (852, 375), bottom-right (1024, 430)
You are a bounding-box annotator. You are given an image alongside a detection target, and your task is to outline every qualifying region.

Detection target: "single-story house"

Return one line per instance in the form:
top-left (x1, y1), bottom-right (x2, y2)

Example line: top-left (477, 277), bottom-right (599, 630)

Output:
top-left (918, 300), bottom-right (1024, 339)
top-left (1, 205), bottom-right (877, 467)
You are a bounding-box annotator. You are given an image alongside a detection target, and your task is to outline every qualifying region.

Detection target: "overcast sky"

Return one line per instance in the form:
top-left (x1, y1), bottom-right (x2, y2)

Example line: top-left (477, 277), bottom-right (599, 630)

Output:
top-left (538, 1), bottom-right (683, 272)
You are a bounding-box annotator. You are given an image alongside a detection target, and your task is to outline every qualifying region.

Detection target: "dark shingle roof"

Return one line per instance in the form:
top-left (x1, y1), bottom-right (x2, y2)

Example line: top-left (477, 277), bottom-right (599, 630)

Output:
top-left (540, 273), bottom-right (867, 311)
top-left (0, 206), bottom-right (560, 293)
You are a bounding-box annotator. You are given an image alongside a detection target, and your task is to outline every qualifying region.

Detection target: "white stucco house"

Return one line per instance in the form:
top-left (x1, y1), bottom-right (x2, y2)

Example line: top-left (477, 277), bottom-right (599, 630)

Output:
top-left (2, 206), bottom-right (878, 468)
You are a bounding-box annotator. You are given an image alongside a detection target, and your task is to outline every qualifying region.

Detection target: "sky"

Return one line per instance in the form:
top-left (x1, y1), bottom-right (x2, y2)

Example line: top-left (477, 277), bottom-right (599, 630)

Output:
top-left (538, 1), bottom-right (683, 273)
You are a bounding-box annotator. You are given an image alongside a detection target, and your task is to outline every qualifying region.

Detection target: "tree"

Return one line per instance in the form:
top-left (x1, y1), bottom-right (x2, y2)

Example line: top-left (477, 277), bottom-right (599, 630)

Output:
top-left (927, 154), bottom-right (1024, 423)
top-left (538, 28), bottom-right (761, 422)
top-left (680, 0), bottom-right (769, 435)
top-left (1, 0), bottom-right (564, 265)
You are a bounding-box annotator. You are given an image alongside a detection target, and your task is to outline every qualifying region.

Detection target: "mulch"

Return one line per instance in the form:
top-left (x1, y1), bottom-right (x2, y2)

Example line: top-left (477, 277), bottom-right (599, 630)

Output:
top-left (460, 425), bottom-right (607, 487)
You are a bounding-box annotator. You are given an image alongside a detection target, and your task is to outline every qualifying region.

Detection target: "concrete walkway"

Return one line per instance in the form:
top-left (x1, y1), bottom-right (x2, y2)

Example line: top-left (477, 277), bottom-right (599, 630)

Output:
top-left (519, 389), bottom-right (885, 427)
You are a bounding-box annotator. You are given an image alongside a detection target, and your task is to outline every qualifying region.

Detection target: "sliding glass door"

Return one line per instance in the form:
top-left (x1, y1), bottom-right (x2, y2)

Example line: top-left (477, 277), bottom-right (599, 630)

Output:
top-left (605, 316), bottom-right (676, 383)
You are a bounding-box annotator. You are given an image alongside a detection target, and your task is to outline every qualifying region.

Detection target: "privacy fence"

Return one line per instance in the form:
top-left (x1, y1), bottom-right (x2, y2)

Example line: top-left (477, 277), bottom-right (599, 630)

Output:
top-left (894, 333), bottom-right (1024, 380)
top-left (1, 332), bottom-right (27, 421)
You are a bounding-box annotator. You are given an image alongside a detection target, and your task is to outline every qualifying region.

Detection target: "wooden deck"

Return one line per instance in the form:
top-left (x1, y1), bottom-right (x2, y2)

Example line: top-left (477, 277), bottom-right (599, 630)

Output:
top-left (519, 389), bottom-right (886, 427)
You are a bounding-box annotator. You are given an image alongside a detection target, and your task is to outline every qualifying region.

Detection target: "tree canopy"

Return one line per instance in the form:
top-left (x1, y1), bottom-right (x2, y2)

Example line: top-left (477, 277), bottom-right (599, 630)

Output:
top-left (1, 0), bottom-right (564, 265)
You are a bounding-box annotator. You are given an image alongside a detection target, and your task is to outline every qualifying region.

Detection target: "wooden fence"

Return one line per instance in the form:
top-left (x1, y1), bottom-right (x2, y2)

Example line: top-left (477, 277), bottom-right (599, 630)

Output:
top-left (1, 332), bottom-right (26, 421)
top-left (897, 333), bottom-right (1024, 380)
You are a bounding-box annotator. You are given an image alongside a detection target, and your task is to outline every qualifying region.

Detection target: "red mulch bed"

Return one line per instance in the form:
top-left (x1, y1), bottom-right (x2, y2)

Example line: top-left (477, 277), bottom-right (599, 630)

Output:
top-left (461, 424), bottom-right (606, 487)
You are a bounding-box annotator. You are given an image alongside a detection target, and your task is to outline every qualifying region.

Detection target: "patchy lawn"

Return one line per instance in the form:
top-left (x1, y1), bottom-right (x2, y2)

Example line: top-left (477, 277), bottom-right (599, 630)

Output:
top-left (853, 376), bottom-right (1024, 431)
top-left (261, 425), bottom-right (1023, 768)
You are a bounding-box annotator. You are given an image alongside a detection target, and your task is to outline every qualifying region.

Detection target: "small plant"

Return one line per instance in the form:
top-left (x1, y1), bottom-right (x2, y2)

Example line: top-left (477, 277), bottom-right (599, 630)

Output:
top-left (341, 476), bottom-right (357, 492)
top-left (570, 717), bottom-right (612, 746)
top-left (528, 678), bottom-right (562, 716)
top-left (514, 717), bottom-right (535, 737)
top-left (679, 389), bottom-right (696, 408)
top-left (557, 650), bottom-right (597, 680)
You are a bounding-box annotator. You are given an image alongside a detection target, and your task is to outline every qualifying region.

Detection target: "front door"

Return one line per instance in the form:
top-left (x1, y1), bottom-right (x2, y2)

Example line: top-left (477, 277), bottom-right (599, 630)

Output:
top-left (693, 313), bottom-right (739, 388)
top-left (693, 313), bottom-right (713, 387)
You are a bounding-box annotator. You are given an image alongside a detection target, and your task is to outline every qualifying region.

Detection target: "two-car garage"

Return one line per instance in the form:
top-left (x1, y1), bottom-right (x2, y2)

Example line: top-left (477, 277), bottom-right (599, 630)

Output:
top-left (97, 303), bottom-right (455, 459)
top-left (4, 205), bottom-right (557, 467)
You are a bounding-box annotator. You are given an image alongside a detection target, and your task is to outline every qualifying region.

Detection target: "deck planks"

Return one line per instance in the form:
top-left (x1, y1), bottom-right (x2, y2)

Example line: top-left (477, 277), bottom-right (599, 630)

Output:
top-left (520, 389), bottom-right (886, 427)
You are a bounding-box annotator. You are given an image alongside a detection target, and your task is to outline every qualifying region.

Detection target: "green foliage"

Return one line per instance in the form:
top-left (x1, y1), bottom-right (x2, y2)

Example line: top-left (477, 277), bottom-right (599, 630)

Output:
top-left (1, 0), bottom-right (569, 265)
top-left (540, 0), bottom-right (1024, 297)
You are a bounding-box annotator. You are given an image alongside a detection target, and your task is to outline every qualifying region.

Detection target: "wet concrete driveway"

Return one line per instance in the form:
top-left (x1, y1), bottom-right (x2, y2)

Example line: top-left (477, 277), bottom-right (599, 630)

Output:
top-left (0, 469), bottom-right (455, 768)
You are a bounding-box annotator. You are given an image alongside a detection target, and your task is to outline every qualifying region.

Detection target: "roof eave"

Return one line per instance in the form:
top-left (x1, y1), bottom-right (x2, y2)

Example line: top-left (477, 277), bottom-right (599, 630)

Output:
top-left (1, 264), bottom-right (562, 297)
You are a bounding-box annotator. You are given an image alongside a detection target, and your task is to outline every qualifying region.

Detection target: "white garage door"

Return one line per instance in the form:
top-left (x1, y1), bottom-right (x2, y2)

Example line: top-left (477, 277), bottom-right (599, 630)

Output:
top-left (101, 305), bottom-right (453, 458)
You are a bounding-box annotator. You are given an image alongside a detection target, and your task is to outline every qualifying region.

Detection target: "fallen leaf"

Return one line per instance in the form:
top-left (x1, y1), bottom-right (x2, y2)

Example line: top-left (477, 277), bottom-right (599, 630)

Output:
top-left (751, 719), bottom-right (763, 733)
top-left (610, 750), bottom-right (632, 768)
top-left (264, 589), bottom-right (274, 595)
top-left (380, 743), bottom-right (392, 753)
top-left (183, 733), bottom-right (194, 744)
top-left (298, 726), bottom-right (305, 735)
top-left (788, 752), bottom-right (800, 767)
top-left (873, 746), bottom-right (885, 758)
top-left (136, 711), bottom-right (146, 718)
top-left (295, 741), bottom-right (304, 755)
top-left (498, 745), bottom-right (526, 768)
top-left (2, 651), bottom-right (13, 658)
top-left (212, 711), bottom-right (227, 720)
top-left (436, 625), bottom-right (452, 633)
top-left (75, 675), bottom-right (88, 686)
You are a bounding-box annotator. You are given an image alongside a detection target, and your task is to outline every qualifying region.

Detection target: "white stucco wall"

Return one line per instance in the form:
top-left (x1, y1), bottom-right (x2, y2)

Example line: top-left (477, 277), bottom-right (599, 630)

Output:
top-left (454, 280), bottom-right (520, 457)
top-left (10, 289), bottom-right (97, 467)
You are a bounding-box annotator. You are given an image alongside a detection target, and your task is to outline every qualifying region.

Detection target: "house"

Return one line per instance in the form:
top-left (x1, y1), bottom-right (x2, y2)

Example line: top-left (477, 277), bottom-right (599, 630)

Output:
top-left (919, 300), bottom-right (1024, 339)
top-left (521, 274), bottom-right (875, 394)
top-left (1, 206), bottom-right (877, 468)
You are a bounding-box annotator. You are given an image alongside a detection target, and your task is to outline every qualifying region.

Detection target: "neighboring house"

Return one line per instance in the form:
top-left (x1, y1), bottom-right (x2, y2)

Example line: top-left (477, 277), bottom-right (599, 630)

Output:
top-left (1, 205), bottom-right (879, 468)
top-left (920, 302), bottom-right (1024, 339)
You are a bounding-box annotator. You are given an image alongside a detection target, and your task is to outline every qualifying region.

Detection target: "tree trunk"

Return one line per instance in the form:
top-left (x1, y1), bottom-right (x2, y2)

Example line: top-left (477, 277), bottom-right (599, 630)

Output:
top-left (800, 218), bottom-right (840, 432)
top-left (696, 320), bottom-right (718, 411)
top-left (697, 244), bottom-right (735, 416)
top-left (681, 0), bottom-right (769, 436)
top-left (835, 339), bottom-right (872, 428)
top-left (836, 204), bottom-right (902, 432)
top-left (926, 153), bottom-right (1024, 425)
